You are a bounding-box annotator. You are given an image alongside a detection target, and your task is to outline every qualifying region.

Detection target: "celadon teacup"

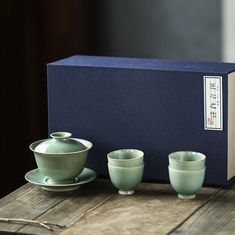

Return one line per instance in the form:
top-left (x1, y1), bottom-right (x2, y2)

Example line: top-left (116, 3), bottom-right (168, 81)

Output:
top-left (107, 149), bottom-right (144, 167)
top-left (108, 163), bottom-right (144, 195)
top-left (168, 166), bottom-right (206, 199)
top-left (168, 151), bottom-right (206, 171)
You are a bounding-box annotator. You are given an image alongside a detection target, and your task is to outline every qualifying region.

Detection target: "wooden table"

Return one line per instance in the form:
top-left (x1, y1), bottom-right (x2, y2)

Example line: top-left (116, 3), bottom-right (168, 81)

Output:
top-left (0, 178), bottom-right (234, 235)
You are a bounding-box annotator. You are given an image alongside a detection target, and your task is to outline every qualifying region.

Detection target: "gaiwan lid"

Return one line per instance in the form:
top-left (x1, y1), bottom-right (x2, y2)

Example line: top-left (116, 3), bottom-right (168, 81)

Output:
top-left (34, 132), bottom-right (86, 154)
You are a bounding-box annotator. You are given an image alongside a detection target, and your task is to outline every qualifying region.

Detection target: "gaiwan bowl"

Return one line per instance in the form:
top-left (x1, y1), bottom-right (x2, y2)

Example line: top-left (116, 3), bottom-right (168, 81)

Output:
top-left (29, 132), bottom-right (93, 184)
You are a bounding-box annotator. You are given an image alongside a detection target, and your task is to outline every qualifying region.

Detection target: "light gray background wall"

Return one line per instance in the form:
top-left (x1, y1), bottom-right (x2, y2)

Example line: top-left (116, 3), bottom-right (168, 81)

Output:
top-left (222, 0), bottom-right (235, 62)
top-left (97, 0), bottom-right (224, 62)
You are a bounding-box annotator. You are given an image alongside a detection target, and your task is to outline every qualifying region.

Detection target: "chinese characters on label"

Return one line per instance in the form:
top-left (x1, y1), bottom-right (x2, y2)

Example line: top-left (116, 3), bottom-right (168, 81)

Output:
top-left (204, 76), bottom-right (223, 130)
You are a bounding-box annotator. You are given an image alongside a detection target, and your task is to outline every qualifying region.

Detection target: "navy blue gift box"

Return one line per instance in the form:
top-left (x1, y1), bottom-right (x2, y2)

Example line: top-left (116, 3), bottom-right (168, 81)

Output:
top-left (47, 55), bottom-right (235, 186)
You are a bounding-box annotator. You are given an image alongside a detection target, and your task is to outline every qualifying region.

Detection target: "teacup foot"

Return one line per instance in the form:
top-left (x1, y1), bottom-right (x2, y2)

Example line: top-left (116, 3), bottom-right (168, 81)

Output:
top-left (178, 194), bottom-right (196, 199)
top-left (118, 189), bottom-right (134, 195)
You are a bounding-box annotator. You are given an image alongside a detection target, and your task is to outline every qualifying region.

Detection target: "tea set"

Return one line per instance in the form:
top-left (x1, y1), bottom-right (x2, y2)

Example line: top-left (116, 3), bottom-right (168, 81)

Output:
top-left (25, 132), bottom-right (206, 198)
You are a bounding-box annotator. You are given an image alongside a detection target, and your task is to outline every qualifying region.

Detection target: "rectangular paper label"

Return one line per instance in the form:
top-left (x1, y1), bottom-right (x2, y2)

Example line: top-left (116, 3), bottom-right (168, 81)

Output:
top-left (204, 76), bottom-right (223, 130)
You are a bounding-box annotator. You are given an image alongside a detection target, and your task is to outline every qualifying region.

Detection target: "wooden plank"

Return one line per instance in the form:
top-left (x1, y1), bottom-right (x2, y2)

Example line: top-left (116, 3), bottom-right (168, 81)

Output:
top-left (17, 179), bottom-right (115, 234)
top-left (0, 183), bottom-right (66, 233)
top-left (0, 179), bottom-right (220, 235)
top-left (169, 184), bottom-right (235, 235)
top-left (60, 182), bottom-right (218, 235)
top-left (0, 183), bottom-right (36, 206)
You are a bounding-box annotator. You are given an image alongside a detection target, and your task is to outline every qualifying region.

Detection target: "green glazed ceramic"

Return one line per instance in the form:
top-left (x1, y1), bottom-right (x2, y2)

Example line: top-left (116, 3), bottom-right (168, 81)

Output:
top-left (34, 132), bottom-right (86, 153)
top-left (168, 151), bottom-right (206, 171)
top-left (25, 168), bottom-right (97, 192)
top-left (108, 163), bottom-right (144, 195)
top-left (107, 149), bottom-right (144, 167)
top-left (168, 166), bottom-right (206, 199)
top-left (29, 135), bottom-right (93, 184)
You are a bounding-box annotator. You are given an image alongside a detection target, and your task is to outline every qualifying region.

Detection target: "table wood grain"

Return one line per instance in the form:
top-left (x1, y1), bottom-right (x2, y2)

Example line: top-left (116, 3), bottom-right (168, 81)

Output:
top-left (170, 184), bottom-right (235, 235)
top-left (0, 178), bottom-right (227, 235)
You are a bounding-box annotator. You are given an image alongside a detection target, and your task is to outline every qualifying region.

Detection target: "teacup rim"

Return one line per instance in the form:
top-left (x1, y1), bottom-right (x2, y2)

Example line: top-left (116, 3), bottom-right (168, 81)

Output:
top-left (168, 165), bottom-right (206, 173)
top-left (107, 149), bottom-right (144, 161)
top-left (108, 163), bottom-right (145, 169)
top-left (168, 151), bottom-right (206, 163)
